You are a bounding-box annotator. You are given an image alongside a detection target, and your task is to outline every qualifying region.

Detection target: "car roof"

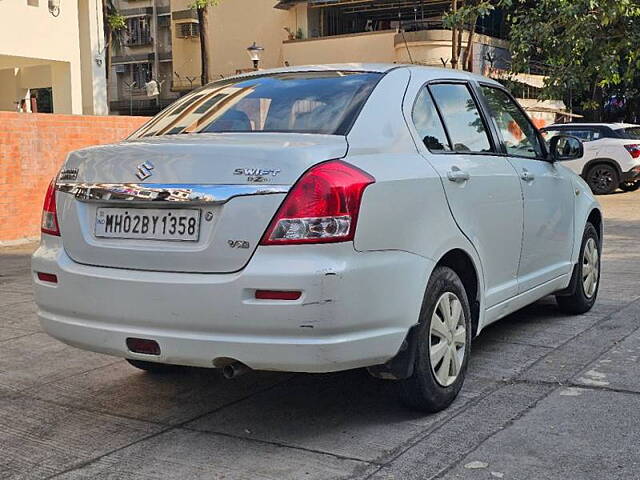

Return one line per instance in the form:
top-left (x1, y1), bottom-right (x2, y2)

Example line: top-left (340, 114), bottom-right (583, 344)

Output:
top-left (221, 63), bottom-right (502, 87)
top-left (543, 122), bottom-right (640, 130)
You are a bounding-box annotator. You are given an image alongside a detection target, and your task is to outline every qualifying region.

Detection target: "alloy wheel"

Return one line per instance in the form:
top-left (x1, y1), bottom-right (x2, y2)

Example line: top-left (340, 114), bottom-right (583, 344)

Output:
top-left (429, 292), bottom-right (466, 387)
top-left (582, 237), bottom-right (599, 298)
top-left (590, 167), bottom-right (615, 193)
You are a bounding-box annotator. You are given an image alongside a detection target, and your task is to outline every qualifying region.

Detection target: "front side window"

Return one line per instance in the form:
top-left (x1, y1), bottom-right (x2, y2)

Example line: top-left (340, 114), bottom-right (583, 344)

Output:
top-left (411, 87), bottom-right (451, 152)
top-left (480, 86), bottom-right (544, 158)
top-left (130, 71), bottom-right (382, 138)
top-left (429, 83), bottom-right (492, 153)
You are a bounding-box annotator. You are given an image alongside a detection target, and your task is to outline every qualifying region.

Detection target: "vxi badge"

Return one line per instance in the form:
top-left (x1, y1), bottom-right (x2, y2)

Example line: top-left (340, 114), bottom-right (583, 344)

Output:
top-left (234, 168), bottom-right (281, 183)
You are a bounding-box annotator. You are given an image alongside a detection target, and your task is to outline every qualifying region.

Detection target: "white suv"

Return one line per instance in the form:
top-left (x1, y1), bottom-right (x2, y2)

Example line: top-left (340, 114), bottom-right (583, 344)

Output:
top-left (541, 123), bottom-right (640, 194)
top-left (32, 65), bottom-right (602, 412)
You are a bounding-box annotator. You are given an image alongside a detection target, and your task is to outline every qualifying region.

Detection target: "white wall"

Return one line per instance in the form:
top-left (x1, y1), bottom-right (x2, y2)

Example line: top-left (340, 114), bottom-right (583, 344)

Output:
top-left (0, 0), bottom-right (106, 114)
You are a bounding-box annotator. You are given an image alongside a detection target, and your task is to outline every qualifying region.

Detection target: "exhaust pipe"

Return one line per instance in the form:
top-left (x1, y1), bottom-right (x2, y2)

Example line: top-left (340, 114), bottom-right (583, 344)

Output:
top-left (222, 361), bottom-right (250, 379)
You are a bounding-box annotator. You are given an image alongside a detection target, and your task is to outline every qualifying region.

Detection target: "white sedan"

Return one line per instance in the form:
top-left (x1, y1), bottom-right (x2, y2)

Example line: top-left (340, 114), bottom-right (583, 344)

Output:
top-left (32, 64), bottom-right (601, 412)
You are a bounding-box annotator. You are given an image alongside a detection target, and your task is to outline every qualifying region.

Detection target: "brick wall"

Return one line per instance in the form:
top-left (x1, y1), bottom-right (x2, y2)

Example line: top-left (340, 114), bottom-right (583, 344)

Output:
top-left (0, 112), bottom-right (149, 243)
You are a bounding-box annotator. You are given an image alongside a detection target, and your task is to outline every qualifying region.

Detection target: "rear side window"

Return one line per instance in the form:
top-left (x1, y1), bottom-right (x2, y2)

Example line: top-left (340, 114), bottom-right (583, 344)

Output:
top-left (429, 83), bottom-right (492, 153)
top-left (411, 87), bottom-right (451, 152)
top-left (130, 71), bottom-right (382, 138)
top-left (617, 127), bottom-right (640, 140)
top-left (480, 86), bottom-right (544, 158)
top-left (542, 128), bottom-right (601, 142)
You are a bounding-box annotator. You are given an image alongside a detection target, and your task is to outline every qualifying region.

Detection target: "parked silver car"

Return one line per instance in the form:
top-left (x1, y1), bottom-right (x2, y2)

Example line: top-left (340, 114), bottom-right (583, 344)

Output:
top-left (33, 64), bottom-right (601, 411)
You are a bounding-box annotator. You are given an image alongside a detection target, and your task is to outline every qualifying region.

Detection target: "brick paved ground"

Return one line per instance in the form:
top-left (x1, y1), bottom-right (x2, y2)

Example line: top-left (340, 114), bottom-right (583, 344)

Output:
top-left (1, 190), bottom-right (639, 480)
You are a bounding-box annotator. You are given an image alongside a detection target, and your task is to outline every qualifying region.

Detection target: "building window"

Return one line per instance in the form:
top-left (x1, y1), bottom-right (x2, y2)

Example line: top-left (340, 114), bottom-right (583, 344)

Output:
top-left (126, 16), bottom-right (151, 46)
top-left (177, 22), bottom-right (199, 38)
top-left (132, 63), bottom-right (152, 88)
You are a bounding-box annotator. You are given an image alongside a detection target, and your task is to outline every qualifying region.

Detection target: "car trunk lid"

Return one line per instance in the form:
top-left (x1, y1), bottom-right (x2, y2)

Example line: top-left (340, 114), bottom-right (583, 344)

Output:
top-left (57, 133), bottom-right (348, 273)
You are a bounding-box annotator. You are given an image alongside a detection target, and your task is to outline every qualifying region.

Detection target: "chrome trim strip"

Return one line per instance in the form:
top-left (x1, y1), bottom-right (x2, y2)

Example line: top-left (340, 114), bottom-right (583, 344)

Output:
top-left (56, 182), bottom-right (290, 205)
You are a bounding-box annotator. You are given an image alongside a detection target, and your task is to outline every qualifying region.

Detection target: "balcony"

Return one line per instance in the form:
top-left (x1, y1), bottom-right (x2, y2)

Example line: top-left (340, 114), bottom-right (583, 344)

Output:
top-left (282, 27), bottom-right (510, 73)
top-left (282, 30), bottom-right (397, 66)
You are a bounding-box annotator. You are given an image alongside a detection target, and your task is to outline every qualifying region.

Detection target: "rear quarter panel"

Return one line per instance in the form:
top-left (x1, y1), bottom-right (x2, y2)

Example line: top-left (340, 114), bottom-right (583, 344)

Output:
top-left (346, 67), bottom-right (486, 314)
top-left (563, 166), bottom-right (602, 263)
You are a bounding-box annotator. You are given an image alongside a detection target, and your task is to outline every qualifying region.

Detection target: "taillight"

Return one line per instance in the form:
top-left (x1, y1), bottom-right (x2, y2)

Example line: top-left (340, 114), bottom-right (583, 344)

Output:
top-left (624, 144), bottom-right (640, 159)
top-left (260, 160), bottom-right (375, 245)
top-left (41, 178), bottom-right (60, 236)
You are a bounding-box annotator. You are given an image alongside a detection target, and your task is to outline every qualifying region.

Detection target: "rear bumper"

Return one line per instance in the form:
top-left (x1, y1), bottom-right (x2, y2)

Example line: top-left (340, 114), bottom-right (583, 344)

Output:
top-left (32, 237), bottom-right (432, 372)
top-left (621, 165), bottom-right (640, 182)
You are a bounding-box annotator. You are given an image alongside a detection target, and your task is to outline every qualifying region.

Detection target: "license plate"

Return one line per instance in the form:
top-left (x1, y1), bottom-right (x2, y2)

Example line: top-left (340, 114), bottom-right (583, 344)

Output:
top-left (95, 208), bottom-right (201, 241)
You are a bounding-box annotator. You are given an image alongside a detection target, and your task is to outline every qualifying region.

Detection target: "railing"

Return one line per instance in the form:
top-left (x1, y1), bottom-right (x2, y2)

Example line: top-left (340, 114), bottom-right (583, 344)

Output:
top-left (171, 78), bottom-right (203, 91)
top-left (126, 32), bottom-right (152, 46)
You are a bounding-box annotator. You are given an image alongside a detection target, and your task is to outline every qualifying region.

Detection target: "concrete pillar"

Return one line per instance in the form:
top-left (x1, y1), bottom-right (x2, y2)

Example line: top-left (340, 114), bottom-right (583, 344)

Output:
top-left (0, 68), bottom-right (19, 111)
top-left (51, 61), bottom-right (82, 114)
top-left (77, 0), bottom-right (108, 115)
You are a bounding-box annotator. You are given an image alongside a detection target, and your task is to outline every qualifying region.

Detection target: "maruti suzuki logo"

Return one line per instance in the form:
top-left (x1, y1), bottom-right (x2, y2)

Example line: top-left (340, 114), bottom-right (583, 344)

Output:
top-left (135, 161), bottom-right (155, 181)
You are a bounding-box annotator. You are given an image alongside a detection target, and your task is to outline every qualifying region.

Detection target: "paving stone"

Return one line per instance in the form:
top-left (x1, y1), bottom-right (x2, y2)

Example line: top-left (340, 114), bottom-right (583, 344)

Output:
top-left (29, 360), bottom-right (292, 425)
top-left (366, 383), bottom-right (553, 480)
top-left (0, 301), bottom-right (42, 332)
top-left (0, 332), bottom-right (118, 391)
top-left (478, 298), bottom-right (603, 349)
top-left (0, 327), bottom-right (34, 343)
top-left (439, 388), bottom-right (640, 480)
top-left (0, 291), bottom-right (32, 307)
top-left (0, 279), bottom-right (35, 295)
top-left (519, 298), bottom-right (640, 384)
top-left (468, 335), bottom-right (551, 382)
top-left (0, 392), bottom-right (160, 480)
top-left (54, 428), bottom-right (374, 480)
top-left (573, 325), bottom-right (640, 392)
top-left (188, 369), bottom-right (498, 463)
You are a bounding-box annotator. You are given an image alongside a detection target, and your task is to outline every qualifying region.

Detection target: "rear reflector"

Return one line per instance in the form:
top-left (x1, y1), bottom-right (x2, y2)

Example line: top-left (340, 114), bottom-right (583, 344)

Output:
top-left (36, 272), bottom-right (58, 283)
top-left (126, 337), bottom-right (161, 355)
top-left (255, 290), bottom-right (302, 300)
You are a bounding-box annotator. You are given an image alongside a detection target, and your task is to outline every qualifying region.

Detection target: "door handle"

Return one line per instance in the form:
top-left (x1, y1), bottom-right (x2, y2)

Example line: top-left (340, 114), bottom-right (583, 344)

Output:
top-left (520, 169), bottom-right (535, 182)
top-left (447, 167), bottom-right (470, 183)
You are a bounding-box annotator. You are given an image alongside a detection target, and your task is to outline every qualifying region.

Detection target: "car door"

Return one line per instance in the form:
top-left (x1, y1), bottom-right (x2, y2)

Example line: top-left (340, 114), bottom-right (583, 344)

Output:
top-left (407, 80), bottom-right (524, 308)
top-left (478, 84), bottom-right (574, 293)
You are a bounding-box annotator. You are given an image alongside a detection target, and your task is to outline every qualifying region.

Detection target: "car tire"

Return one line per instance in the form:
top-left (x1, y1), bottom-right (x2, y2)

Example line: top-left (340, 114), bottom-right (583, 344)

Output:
top-left (619, 181), bottom-right (640, 192)
top-left (126, 359), bottom-right (182, 373)
top-left (586, 164), bottom-right (619, 195)
top-left (556, 222), bottom-right (600, 314)
top-left (399, 266), bottom-right (472, 412)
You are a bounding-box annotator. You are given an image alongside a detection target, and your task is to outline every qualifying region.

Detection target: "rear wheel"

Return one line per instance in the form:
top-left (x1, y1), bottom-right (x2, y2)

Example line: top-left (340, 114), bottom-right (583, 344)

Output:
top-left (399, 266), bottom-right (472, 412)
top-left (619, 181), bottom-right (640, 192)
top-left (126, 359), bottom-right (182, 373)
top-left (556, 222), bottom-right (600, 314)
top-left (586, 164), bottom-right (619, 195)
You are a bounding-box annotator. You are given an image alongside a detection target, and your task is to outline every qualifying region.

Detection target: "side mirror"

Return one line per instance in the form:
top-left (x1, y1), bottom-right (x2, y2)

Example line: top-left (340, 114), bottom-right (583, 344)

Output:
top-left (549, 135), bottom-right (583, 162)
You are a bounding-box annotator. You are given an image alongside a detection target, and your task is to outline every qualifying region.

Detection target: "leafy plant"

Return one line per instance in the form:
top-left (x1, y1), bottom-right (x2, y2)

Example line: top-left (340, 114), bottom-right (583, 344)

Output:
top-left (443, 0), bottom-right (495, 71)
top-left (502, 0), bottom-right (640, 119)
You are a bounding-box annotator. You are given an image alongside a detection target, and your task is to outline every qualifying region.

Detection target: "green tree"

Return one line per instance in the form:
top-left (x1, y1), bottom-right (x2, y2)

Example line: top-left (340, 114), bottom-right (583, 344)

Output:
top-left (190, 0), bottom-right (221, 87)
top-left (443, 0), bottom-right (495, 71)
top-left (503, 0), bottom-right (640, 120)
top-left (103, 0), bottom-right (127, 85)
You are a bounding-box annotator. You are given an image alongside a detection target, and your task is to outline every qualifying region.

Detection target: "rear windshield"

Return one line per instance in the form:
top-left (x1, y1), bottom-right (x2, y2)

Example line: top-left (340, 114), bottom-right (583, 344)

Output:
top-left (616, 127), bottom-right (640, 140)
top-left (130, 71), bottom-right (383, 138)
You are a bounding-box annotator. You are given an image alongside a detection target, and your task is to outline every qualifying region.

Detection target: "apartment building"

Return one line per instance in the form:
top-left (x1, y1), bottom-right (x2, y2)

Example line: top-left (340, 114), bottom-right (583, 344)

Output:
top-left (168, 0), bottom-right (511, 85)
top-left (169, 0), bottom-right (290, 90)
top-left (108, 0), bottom-right (180, 115)
top-left (0, 0), bottom-right (107, 114)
